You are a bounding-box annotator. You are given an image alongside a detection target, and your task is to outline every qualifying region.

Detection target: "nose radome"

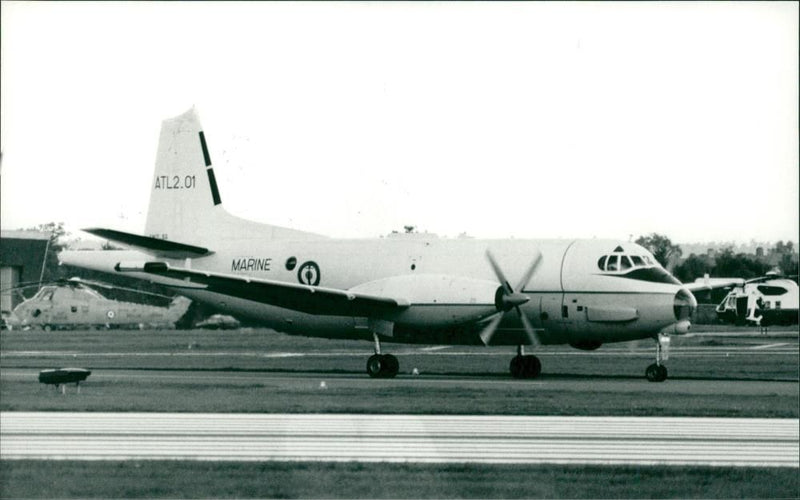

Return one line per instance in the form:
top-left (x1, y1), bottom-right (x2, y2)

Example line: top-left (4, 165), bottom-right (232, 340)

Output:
top-left (674, 288), bottom-right (697, 321)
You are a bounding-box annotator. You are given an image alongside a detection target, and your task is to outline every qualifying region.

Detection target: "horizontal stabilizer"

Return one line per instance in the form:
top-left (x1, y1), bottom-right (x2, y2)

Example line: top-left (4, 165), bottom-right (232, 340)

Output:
top-left (84, 228), bottom-right (212, 259)
top-left (117, 261), bottom-right (409, 317)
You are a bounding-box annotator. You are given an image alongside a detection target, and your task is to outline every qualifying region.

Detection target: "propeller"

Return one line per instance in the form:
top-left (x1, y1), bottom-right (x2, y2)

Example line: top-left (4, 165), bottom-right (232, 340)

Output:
top-left (479, 250), bottom-right (543, 346)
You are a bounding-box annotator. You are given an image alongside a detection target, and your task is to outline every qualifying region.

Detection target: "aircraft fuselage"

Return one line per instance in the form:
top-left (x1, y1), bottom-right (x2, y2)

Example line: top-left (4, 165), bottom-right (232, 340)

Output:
top-left (64, 236), bottom-right (691, 346)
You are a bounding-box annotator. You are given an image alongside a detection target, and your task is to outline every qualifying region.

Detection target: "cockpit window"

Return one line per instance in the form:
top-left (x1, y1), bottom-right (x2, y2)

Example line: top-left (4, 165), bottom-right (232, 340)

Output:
top-left (598, 253), bottom-right (658, 272)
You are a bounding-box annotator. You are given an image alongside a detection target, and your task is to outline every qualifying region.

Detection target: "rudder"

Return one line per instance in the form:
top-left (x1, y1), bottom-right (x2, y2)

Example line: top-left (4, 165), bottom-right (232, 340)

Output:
top-left (145, 108), bottom-right (222, 243)
top-left (144, 108), bottom-right (324, 246)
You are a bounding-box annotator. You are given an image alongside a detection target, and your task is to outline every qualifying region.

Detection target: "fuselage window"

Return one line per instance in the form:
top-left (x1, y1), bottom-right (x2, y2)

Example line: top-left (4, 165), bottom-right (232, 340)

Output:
top-left (597, 256), bottom-right (607, 271)
top-left (606, 255), bottom-right (619, 272)
top-left (630, 255), bottom-right (644, 267)
top-left (757, 285), bottom-right (787, 296)
top-left (620, 255), bottom-right (633, 270)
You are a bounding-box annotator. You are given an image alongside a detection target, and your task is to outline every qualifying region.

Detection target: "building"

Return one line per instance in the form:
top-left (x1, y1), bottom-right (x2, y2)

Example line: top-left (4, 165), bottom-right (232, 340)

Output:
top-left (0, 230), bottom-right (51, 313)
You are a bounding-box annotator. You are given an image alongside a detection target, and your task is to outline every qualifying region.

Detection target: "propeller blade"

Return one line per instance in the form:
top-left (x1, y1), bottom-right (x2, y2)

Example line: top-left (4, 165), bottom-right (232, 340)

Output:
top-left (516, 307), bottom-right (541, 347)
top-left (486, 250), bottom-right (513, 293)
top-left (479, 312), bottom-right (505, 346)
top-left (515, 251), bottom-right (543, 292)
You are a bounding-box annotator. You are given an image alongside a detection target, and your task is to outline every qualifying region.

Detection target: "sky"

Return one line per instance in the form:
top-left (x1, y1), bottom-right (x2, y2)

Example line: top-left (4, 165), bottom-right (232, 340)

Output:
top-left (1, 1), bottom-right (798, 244)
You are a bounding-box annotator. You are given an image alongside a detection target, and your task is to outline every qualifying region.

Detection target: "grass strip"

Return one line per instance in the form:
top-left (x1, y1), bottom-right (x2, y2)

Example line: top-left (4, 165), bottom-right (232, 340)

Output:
top-left (2, 460), bottom-right (798, 499)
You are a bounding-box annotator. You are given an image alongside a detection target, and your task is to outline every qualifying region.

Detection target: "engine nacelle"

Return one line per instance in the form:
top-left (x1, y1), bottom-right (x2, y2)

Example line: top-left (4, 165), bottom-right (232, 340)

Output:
top-left (569, 340), bottom-right (603, 351)
top-left (350, 274), bottom-right (500, 328)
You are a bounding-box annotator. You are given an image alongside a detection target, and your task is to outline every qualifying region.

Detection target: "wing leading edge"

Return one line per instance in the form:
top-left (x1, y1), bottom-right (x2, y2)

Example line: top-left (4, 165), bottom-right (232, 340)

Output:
top-left (116, 261), bottom-right (409, 317)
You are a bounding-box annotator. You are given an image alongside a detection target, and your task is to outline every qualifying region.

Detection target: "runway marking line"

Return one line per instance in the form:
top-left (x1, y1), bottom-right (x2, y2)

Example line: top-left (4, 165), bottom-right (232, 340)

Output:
top-left (750, 343), bottom-right (790, 350)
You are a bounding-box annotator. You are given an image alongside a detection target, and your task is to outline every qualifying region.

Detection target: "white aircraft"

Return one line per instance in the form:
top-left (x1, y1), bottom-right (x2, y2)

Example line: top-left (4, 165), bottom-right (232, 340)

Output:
top-left (693, 273), bottom-right (799, 326)
top-left (60, 109), bottom-right (697, 382)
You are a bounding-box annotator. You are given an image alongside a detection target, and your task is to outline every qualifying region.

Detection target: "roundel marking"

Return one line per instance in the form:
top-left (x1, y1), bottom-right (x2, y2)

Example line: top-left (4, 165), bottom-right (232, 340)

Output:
top-left (297, 261), bottom-right (321, 286)
top-left (107, 310), bottom-right (116, 319)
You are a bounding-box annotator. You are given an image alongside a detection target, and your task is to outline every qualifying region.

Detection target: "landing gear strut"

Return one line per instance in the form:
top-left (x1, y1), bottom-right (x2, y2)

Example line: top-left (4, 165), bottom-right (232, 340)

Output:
top-left (645, 334), bottom-right (669, 382)
top-left (366, 333), bottom-right (399, 378)
top-left (510, 345), bottom-right (541, 379)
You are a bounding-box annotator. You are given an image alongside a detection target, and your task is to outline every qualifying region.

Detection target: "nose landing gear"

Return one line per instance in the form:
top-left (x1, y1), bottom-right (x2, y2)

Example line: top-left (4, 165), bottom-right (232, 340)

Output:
top-left (366, 332), bottom-right (399, 378)
top-left (645, 334), bottom-right (669, 382)
top-left (367, 354), bottom-right (399, 378)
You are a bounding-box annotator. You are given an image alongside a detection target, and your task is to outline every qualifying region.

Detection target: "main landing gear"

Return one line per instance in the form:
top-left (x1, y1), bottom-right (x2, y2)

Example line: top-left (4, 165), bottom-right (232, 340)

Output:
top-left (366, 333), bottom-right (399, 378)
top-left (645, 334), bottom-right (669, 382)
top-left (510, 345), bottom-right (541, 379)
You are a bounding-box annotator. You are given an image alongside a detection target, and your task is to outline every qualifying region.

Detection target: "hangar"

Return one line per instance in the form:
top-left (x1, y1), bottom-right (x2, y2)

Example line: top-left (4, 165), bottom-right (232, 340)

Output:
top-left (0, 230), bottom-right (51, 313)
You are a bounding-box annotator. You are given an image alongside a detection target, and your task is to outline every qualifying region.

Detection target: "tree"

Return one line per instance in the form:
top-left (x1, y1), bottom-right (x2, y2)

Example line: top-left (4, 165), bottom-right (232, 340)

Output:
top-left (713, 247), bottom-right (771, 279)
top-left (772, 240), bottom-right (794, 256)
top-left (779, 253), bottom-right (799, 278)
top-left (25, 222), bottom-right (67, 283)
top-left (635, 233), bottom-right (683, 269)
top-left (673, 254), bottom-right (713, 284)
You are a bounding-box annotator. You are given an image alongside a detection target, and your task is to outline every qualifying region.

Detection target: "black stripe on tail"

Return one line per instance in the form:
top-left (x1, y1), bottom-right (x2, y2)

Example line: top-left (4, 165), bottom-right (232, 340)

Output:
top-left (206, 169), bottom-right (222, 206)
top-left (199, 131), bottom-right (212, 166)
top-left (199, 131), bottom-right (222, 206)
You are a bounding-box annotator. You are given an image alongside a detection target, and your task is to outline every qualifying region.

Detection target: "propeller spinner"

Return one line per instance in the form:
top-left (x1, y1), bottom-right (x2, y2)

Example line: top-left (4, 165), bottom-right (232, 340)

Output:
top-left (479, 250), bottom-right (543, 346)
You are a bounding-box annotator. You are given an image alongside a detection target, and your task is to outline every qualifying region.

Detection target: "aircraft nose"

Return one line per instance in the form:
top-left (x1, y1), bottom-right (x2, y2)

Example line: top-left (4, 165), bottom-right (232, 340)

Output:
top-left (674, 288), bottom-right (697, 321)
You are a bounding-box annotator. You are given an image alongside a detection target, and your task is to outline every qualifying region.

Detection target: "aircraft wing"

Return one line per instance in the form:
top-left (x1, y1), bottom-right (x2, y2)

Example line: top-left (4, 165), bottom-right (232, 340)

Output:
top-left (116, 261), bottom-right (409, 317)
top-left (83, 228), bottom-right (212, 259)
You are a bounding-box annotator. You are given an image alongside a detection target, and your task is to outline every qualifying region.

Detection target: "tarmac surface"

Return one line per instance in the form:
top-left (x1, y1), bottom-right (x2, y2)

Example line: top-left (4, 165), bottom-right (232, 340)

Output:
top-left (2, 368), bottom-right (797, 396)
top-left (2, 328), bottom-right (797, 469)
top-left (2, 412), bottom-right (797, 467)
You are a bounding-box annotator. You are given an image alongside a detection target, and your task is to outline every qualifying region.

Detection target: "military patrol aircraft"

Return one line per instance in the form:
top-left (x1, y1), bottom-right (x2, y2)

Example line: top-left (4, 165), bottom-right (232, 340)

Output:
top-left (3, 278), bottom-right (190, 330)
top-left (60, 109), bottom-right (697, 382)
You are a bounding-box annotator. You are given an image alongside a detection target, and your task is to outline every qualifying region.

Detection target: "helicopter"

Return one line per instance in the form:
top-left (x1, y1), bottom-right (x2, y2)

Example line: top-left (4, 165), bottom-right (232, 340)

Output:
top-left (1, 277), bottom-right (191, 330)
top-left (694, 272), bottom-right (798, 326)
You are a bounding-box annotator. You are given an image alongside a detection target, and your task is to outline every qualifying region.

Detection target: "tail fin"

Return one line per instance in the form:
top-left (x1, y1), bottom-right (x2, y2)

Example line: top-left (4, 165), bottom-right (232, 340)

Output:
top-left (144, 108), bottom-right (323, 246)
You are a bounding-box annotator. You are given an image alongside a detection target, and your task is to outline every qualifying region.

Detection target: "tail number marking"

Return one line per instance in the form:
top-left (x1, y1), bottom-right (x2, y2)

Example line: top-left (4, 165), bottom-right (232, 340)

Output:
top-left (155, 175), bottom-right (196, 190)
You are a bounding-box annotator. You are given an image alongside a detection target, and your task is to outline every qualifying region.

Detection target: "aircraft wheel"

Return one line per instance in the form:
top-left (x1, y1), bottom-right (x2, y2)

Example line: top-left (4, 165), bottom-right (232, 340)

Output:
top-left (367, 355), bottom-right (384, 378)
top-left (382, 354), bottom-right (399, 378)
top-left (510, 355), bottom-right (525, 378)
top-left (367, 354), bottom-right (399, 378)
top-left (523, 355), bottom-right (542, 378)
top-left (645, 363), bottom-right (668, 382)
top-left (510, 355), bottom-right (541, 379)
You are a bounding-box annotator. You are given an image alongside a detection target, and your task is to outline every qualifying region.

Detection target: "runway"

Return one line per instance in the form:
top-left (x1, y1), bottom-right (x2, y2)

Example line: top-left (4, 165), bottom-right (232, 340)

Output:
top-left (2, 412), bottom-right (797, 467)
top-left (2, 367), bottom-right (797, 396)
